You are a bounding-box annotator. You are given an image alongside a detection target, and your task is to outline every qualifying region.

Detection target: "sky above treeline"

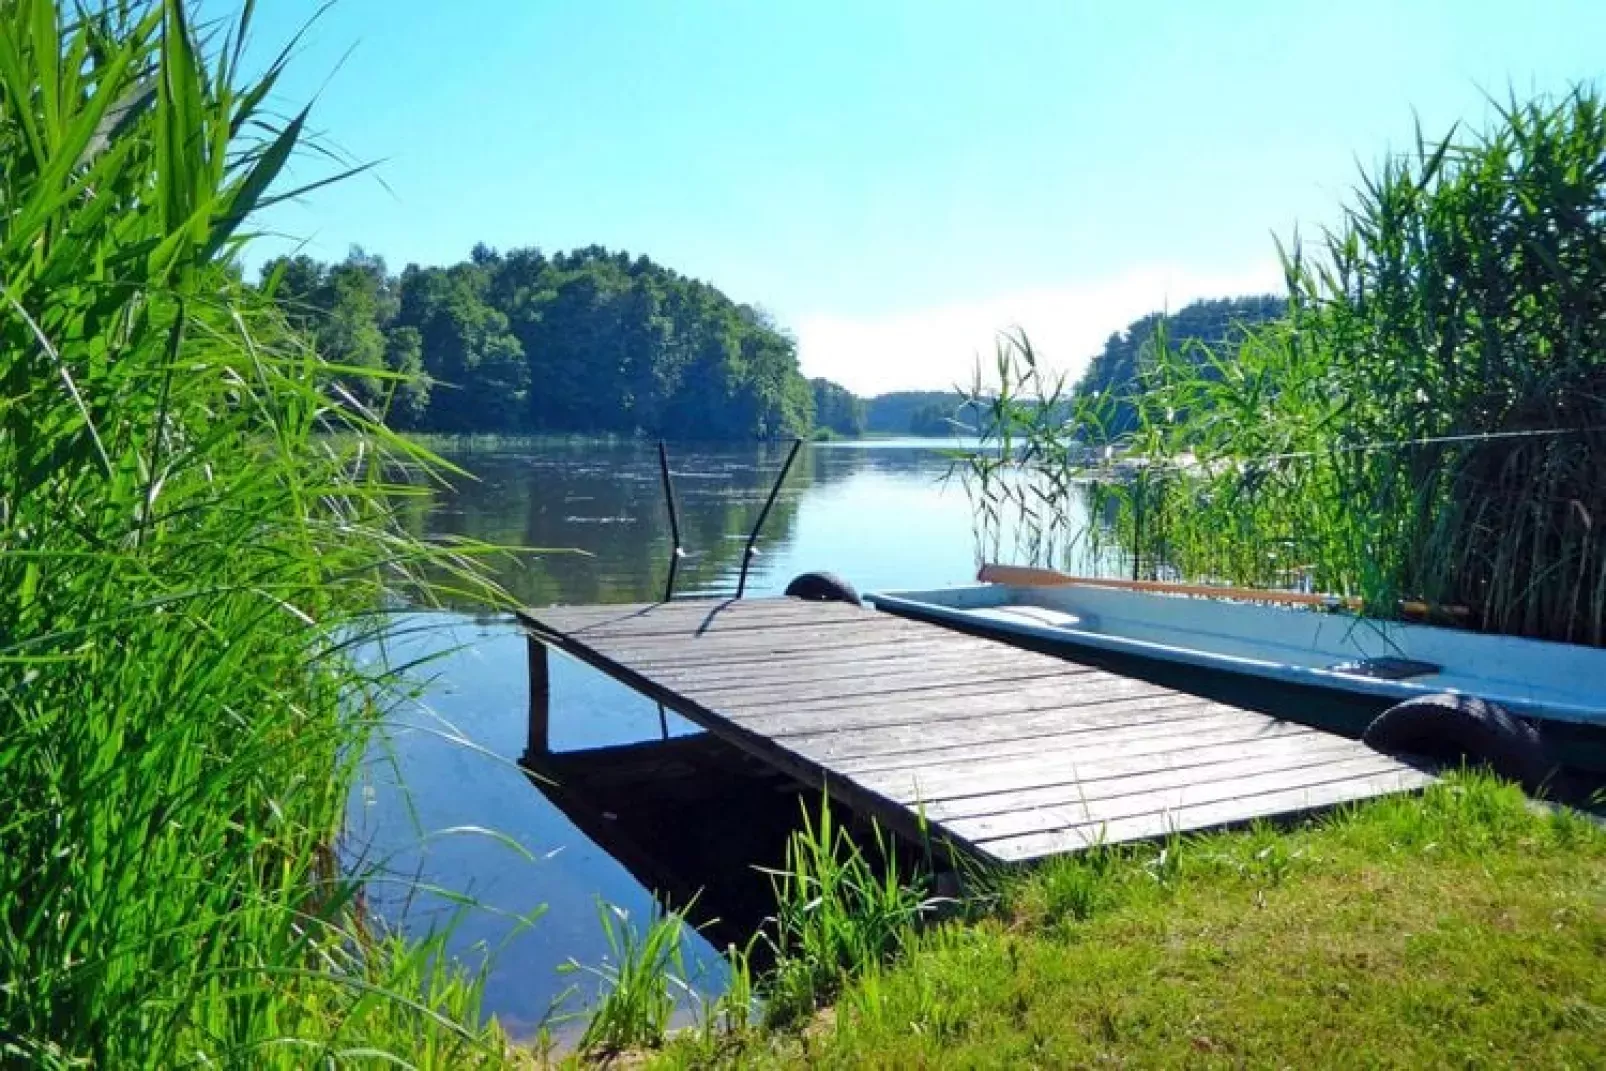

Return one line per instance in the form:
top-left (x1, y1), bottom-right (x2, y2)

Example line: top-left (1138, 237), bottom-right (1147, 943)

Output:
top-left (244, 1), bottom-right (1603, 395)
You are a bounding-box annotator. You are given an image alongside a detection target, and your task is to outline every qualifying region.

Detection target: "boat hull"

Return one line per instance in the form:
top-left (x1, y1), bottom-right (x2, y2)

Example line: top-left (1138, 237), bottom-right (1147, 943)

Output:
top-left (866, 584), bottom-right (1606, 729)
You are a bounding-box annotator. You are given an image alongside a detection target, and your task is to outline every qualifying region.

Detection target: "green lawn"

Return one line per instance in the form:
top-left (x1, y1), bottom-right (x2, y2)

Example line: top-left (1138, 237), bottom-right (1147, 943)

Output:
top-left (646, 776), bottom-right (1605, 1068)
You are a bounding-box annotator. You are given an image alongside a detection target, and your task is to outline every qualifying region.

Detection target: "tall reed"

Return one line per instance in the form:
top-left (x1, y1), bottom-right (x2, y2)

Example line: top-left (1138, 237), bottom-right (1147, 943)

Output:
top-left (964, 88), bottom-right (1606, 644)
top-left (1, 2), bottom-right (508, 1064)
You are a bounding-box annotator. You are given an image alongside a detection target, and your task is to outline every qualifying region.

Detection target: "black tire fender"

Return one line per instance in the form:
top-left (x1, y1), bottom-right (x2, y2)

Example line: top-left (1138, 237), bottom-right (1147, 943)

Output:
top-left (1362, 693), bottom-right (1554, 791)
top-left (784, 571), bottom-right (861, 606)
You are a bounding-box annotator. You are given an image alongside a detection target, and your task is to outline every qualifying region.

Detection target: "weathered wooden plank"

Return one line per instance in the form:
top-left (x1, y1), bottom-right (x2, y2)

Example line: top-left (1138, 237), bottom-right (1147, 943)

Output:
top-left (724, 664), bottom-right (1170, 718)
top-left (529, 597), bottom-right (859, 625)
top-left (726, 684), bottom-right (1207, 739)
top-left (953, 754), bottom-right (1423, 850)
top-left (623, 635), bottom-right (982, 674)
top-left (854, 723), bottom-right (1342, 804)
top-left (750, 699), bottom-right (1232, 764)
top-left (878, 733), bottom-right (1370, 815)
top-left (600, 635), bottom-right (950, 677)
top-left (674, 657), bottom-right (1083, 704)
top-left (643, 643), bottom-right (1057, 691)
top-left (824, 706), bottom-right (1304, 773)
top-left (561, 616), bottom-right (890, 646)
top-left (974, 766), bottom-right (1434, 862)
top-left (685, 663), bottom-right (1089, 711)
top-left (585, 623), bottom-right (938, 664)
top-left (527, 598), bottom-right (872, 637)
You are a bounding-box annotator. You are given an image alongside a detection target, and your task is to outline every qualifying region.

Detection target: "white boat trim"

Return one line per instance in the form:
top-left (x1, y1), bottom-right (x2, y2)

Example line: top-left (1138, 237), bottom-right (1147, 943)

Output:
top-left (866, 584), bottom-right (1606, 728)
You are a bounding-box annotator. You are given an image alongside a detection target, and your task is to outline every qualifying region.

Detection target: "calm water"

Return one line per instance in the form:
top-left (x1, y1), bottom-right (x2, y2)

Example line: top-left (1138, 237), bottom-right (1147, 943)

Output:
top-left (348, 438), bottom-right (1077, 1038)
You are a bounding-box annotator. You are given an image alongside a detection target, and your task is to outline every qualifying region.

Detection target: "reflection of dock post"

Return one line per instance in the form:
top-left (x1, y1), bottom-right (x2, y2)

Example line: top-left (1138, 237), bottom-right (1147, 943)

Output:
top-left (525, 634), bottom-right (550, 759)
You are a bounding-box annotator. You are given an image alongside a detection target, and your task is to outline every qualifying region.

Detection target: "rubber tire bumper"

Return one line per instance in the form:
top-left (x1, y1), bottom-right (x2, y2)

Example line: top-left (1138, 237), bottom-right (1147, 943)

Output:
top-left (784, 571), bottom-right (861, 605)
top-left (1362, 693), bottom-right (1554, 793)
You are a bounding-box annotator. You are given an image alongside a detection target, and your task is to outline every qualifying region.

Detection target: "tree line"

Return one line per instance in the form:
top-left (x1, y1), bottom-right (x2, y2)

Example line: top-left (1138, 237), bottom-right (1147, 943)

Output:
top-left (264, 244), bottom-right (1277, 441)
top-left (263, 244), bottom-right (816, 439)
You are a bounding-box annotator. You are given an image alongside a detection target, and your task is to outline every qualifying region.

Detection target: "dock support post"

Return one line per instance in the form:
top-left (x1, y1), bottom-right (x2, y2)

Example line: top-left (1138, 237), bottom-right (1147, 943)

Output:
top-left (525, 634), bottom-right (551, 759)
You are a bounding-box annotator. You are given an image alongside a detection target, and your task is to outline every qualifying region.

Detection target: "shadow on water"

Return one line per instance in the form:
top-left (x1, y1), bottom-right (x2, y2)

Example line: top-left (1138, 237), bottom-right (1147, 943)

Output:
top-left (350, 438), bottom-right (1001, 1037)
top-left (518, 719), bottom-right (826, 959)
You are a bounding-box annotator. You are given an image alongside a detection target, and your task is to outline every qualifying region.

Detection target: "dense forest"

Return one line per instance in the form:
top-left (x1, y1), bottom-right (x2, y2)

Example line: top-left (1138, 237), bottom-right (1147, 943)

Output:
top-left (262, 244), bottom-right (999, 440)
top-left (264, 247), bottom-right (1278, 442)
top-left (1071, 295), bottom-right (1285, 435)
top-left (263, 245), bottom-right (815, 439)
top-left (810, 378), bottom-right (867, 437)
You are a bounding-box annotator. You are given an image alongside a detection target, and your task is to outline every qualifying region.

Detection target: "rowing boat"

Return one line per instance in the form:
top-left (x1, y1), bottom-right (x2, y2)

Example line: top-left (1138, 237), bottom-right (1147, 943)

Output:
top-left (865, 566), bottom-right (1606, 728)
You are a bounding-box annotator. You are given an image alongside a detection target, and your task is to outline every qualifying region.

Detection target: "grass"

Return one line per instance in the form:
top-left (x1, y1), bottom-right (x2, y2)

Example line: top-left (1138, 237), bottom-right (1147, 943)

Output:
top-left (754, 798), bottom-right (935, 1027)
top-left (647, 774), bottom-right (1606, 1068)
top-left (562, 900), bottom-right (697, 1057)
top-left (0, 3), bottom-right (516, 1064)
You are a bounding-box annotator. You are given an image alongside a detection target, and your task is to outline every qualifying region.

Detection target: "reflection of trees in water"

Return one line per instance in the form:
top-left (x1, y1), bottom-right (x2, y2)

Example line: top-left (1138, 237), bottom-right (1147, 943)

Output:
top-left (396, 440), bottom-right (948, 609)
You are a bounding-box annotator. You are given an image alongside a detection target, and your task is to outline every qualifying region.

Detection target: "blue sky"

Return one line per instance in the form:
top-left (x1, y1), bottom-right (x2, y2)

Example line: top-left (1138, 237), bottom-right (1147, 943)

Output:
top-left (247, 1), bottom-right (1603, 394)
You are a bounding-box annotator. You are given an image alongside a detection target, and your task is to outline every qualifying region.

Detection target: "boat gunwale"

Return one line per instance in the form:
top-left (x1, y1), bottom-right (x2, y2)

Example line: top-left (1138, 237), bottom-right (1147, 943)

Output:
top-left (866, 585), bottom-right (1606, 728)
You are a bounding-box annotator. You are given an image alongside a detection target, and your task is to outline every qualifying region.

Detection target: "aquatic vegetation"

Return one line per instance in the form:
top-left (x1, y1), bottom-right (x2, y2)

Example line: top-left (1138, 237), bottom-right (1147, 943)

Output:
top-left (963, 88), bottom-right (1606, 645)
top-left (0, 2), bottom-right (509, 1064)
top-left (755, 796), bottom-right (935, 1027)
top-left (563, 900), bottom-right (697, 1056)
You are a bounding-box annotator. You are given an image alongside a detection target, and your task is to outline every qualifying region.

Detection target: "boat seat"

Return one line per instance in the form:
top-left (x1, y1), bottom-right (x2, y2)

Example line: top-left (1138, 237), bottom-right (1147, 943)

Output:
top-left (969, 606), bottom-right (1083, 630)
top-left (1327, 656), bottom-right (1441, 681)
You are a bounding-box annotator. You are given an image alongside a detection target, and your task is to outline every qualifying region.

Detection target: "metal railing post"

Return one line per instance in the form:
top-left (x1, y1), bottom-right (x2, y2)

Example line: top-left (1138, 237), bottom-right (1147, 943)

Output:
top-left (658, 441), bottom-right (685, 602)
top-left (736, 437), bottom-right (804, 599)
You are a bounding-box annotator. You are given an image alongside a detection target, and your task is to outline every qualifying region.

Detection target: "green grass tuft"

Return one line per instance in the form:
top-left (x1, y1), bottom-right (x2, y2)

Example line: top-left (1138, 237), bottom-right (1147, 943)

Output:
top-left (563, 899), bottom-right (696, 1057)
top-left (755, 796), bottom-right (935, 1028)
top-left (0, 3), bottom-right (516, 1065)
top-left (650, 773), bottom-right (1606, 1068)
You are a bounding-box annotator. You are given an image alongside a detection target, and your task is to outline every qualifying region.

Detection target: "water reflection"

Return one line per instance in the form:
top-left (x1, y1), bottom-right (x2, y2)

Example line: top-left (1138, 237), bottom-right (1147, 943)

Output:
top-left (351, 438), bottom-right (1062, 1037)
top-left (396, 438), bottom-right (1000, 607)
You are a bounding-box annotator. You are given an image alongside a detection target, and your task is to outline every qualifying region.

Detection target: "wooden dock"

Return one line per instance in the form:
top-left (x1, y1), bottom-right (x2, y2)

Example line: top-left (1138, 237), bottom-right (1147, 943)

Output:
top-left (518, 597), bottom-right (1432, 864)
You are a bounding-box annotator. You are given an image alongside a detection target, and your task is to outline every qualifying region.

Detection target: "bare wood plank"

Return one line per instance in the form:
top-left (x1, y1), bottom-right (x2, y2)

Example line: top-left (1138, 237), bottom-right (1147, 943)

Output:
top-left (648, 646), bottom-right (1076, 693)
top-left (530, 596), bottom-right (853, 624)
top-left (638, 634), bottom-right (1038, 673)
top-left (560, 616), bottom-right (889, 645)
top-left (975, 766), bottom-right (1434, 862)
top-left (878, 733), bottom-right (1371, 816)
top-left (855, 724), bottom-right (1344, 805)
top-left (750, 695), bottom-right (1225, 756)
top-left (953, 755), bottom-right (1425, 850)
top-left (528, 598), bottom-right (872, 635)
top-left (726, 662), bottom-right (1177, 717)
top-left (584, 621), bottom-right (939, 661)
top-left (623, 635), bottom-right (981, 674)
top-left (824, 706), bottom-right (1307, 773)
top-left (722, 671), bottom-right (1188, 728)
top-left (685, 663), bottom-right (1089, 710)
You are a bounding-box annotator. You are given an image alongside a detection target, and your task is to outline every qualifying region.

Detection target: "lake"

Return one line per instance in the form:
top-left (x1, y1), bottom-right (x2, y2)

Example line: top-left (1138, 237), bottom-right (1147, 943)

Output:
top-left (349, 437), bottom-right (1088, 1039)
